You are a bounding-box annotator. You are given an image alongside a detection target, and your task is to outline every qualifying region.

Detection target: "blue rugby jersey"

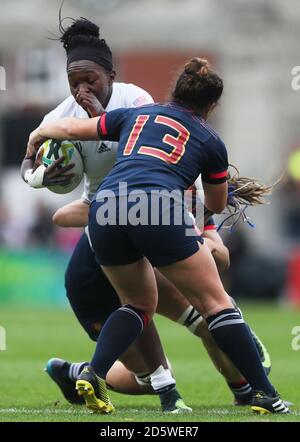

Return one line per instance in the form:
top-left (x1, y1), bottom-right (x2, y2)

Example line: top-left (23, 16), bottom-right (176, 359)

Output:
top-left (95, 102), bottom-right (228, 197)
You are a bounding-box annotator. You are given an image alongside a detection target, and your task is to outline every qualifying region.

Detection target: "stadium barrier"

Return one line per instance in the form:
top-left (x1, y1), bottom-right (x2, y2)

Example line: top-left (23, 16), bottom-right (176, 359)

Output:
top-left (0, 247), bottom-right (69, 306)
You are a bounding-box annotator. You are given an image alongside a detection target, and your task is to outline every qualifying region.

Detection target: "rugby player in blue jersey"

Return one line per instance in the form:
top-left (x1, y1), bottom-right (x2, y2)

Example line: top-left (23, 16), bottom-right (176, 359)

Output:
top-left (23, 17), bottom-right (273, 411)
top-left (27, 57), bottom-right (288, 415)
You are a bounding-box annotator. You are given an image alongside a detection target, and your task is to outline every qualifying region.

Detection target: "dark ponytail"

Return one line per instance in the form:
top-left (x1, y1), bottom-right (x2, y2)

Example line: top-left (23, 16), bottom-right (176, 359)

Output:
top-left (172, 57), bottom-right (223, 114)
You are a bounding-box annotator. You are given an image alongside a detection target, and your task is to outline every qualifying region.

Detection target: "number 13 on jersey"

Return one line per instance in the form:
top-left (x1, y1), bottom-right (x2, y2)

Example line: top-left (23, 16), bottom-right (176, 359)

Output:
top-left (123, 115), bottom-right (190, 164)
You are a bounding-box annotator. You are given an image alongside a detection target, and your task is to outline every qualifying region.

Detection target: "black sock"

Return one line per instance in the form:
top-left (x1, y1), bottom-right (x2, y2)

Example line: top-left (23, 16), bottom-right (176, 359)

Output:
top-left (158, 385), bottom-right (184, 411)
top-left (91, 305), bottom-right (147, 379)
top-left (158, 385), bottom-right (180, 405)
top-left (228, 380), bottom-right (253, 404)
top-left (156, 384), bottom-right (176, 395)
top-left (207, 308), bottom-right (275, 396)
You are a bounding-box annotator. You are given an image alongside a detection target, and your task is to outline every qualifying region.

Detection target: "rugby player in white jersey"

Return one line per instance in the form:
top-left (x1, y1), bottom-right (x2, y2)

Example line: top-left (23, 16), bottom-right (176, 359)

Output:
top-left (22, 17), bottom-right (271, 410)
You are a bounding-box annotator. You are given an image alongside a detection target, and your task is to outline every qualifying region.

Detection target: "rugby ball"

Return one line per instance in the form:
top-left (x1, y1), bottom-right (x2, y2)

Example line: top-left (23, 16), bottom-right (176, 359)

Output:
top-left (37, 139), bottom-right (84, 194)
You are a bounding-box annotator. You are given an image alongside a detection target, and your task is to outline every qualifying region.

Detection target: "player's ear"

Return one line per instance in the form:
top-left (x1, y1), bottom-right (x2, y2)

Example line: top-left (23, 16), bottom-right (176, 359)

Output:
top-left (108, 70), bottom-right (116, 84)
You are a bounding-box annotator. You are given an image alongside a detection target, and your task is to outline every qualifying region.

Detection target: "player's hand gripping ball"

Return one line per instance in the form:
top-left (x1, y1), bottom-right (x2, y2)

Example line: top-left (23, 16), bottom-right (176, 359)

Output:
top-left (37, 139), bottom-right (84, 194)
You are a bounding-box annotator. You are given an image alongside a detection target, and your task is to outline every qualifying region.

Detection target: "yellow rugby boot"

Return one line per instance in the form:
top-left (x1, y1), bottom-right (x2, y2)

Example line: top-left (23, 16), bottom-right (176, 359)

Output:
top-left (76, 365), bottom-right (115, 414)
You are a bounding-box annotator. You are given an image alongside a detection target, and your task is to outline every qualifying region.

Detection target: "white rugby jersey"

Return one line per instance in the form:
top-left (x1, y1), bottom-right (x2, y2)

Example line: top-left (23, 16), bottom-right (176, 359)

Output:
top-left (41, 83), bottom-right (154, 201)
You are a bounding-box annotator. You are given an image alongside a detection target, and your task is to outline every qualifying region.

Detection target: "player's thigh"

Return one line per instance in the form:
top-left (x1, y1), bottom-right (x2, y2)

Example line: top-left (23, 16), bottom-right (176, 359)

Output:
top-left (155, 265), bottom-right (227, 336)
top-left (155, 268), bottom-right (190, 321)
top-left (89, 201), bottom-right (144, 267)
top-left (102, 258), bottom-right (158, 317)
top-left (89, 201), bottom-right (157, 314)
top-left (158, 242), bottom-right (232, 317)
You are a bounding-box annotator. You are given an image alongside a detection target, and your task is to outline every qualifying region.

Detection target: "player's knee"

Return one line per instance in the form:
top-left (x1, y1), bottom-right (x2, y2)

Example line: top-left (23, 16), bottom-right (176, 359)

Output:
top-left (129, 298), bottom-right (157, 322)
top-left (52, 208), bottom-right (68, 227)
top-left (123, 304), bottom-right (154, 325)
top-left (144, 308), bottom-right (155, 322)
top-left (86, 321), bottom-right (102, 341)
top-left (141, 305), bottom-right (156, 323)
top-left (74, 320), bottom-right (101, 342)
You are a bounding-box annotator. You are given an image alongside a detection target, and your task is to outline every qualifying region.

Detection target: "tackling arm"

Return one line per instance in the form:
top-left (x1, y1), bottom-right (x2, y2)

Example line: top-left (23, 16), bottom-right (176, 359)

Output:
top-left (202, 229), bottom-right (230, 274)
top-left (26, 117), bottom-right (100, 159)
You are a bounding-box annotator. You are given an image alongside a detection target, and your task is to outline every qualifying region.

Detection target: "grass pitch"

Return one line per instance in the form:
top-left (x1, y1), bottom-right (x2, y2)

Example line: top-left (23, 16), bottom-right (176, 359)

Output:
top-left (0, 302), bottom-right (299, 422)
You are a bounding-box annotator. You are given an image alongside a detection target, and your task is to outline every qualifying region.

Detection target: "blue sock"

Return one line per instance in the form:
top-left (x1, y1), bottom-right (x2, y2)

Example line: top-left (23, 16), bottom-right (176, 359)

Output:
top-left (91, 305), bottom-right (148, 379)
top-left (207, 308), bottom-right (276, 396)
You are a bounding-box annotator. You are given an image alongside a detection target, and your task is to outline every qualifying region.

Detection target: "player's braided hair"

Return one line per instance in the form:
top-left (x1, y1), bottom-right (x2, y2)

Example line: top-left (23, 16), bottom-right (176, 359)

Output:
top-left (216, 165), bottom-right (276, 231)
top-left (227, 164), bottom-right (273, 207)
top-left (172, 57), bottom-right (223, 114)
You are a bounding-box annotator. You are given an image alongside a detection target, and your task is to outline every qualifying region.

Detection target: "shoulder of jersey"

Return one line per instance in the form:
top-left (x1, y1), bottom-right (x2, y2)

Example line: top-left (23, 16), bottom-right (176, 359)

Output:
top-left (112, 82), bottom-right (154, 106)
top-left (197, 118), bottom-right (219, 140)
top-left (54, 95), bottom-right (77, 115)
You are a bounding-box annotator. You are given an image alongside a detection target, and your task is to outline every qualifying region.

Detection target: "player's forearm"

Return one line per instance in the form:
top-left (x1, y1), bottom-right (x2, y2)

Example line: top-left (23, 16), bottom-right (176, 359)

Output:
top-left (204, 237), bottom-right (230, 274)
top-left (203, 181), bottom-right (228, 214)
top-left (212, 246), bottom-right (230, 274)
top-left (202, 230), bottom-right (230, 273)
top-left (38, 117), bottom-right (99, 141)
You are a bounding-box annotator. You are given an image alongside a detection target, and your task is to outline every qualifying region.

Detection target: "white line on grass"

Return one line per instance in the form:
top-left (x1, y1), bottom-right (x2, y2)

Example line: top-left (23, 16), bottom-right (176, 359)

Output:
top-left (0, 408), bottom-right (299, 416)
top-left (0, 408), bottom-right (141, 415)
top-left (0, 408), bottom-right (90, 414)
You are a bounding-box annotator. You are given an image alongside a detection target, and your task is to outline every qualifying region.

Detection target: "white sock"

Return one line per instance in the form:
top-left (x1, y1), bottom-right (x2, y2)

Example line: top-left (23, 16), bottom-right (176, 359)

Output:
top-left (150, 365), bottom-right (175, 392)
top-left (177, 306), bottom-right (203, 334)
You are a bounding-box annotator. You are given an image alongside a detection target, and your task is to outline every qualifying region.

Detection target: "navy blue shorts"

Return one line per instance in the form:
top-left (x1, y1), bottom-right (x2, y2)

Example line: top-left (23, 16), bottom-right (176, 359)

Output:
top-left (89, 197), bottom-right (203, 267)
top-left (65, 233), bottom-right (120, 340)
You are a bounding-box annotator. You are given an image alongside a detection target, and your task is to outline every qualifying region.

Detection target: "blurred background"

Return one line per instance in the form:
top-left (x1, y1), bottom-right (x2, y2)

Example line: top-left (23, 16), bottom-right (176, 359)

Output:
top-left (0, 0), bottom-right (300, 307)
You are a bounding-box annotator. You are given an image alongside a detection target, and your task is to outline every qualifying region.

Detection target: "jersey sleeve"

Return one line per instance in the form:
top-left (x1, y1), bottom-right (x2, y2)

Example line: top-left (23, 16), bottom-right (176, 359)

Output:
top-left (202, 137), bottom-right (229, 184)
top-left (204, 216), bottom-right (217, 231)
top-left (97, 108), bottom-right (132, 141)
